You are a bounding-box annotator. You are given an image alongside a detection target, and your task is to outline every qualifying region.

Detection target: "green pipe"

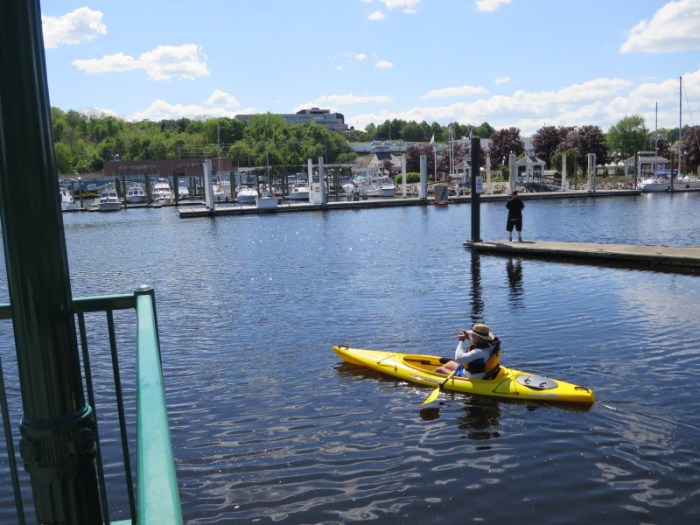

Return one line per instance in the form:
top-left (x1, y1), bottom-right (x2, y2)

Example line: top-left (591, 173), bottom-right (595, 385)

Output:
top-left (0, 1), bottom-right (101, 523)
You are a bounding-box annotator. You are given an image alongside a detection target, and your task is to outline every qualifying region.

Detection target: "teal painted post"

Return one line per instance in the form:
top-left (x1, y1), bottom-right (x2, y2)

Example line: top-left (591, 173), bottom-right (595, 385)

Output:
top-left (134, 285), bottom-right (183, 524)
top-left (0, 2), bottom-right (102, 524)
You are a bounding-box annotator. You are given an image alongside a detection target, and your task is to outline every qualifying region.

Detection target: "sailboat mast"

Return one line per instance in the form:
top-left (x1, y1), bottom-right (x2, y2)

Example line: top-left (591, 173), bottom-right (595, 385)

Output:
top-left (679, 76), bottom-right (682, 177)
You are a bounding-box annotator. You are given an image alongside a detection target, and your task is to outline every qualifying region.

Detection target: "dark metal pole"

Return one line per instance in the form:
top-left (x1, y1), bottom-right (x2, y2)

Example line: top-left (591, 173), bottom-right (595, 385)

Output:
top-left (0, 1), bottom-right (102, 523)
top-left (470, 137), bottom-right (482, 242)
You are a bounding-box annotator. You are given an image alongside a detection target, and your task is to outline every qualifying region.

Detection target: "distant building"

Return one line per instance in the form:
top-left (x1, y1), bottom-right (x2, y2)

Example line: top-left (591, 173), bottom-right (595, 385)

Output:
top-left (235, 108), bottom-right (348, 132)
top-left (104, 157), bottom-right (233, 181)
top-left (622, 153), bottom-right (669, 179)
top-left (353, 152), bottom-right (401, 176)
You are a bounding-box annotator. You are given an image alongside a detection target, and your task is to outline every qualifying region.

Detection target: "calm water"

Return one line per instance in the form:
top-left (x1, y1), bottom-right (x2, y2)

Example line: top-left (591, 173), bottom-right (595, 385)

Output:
top-left (2, 192), bottom-right (700, 524)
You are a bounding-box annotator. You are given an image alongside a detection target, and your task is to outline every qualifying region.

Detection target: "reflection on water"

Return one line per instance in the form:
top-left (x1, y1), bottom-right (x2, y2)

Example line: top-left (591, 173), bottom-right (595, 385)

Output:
top-left (469, 251), bottom-right (484, 324)
top-left (506, 257), bottom-right (524, 307)
top-left (457, 398), bottom-right (501, 443)
top-left (2, 195), bottom-right (700, 524)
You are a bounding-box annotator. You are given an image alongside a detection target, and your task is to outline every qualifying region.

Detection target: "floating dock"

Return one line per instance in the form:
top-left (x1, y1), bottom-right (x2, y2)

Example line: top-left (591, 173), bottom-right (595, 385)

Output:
top-left (178, 189), bottom-right (640, 218)
top-left (465, 240), bottom-right (700, 274)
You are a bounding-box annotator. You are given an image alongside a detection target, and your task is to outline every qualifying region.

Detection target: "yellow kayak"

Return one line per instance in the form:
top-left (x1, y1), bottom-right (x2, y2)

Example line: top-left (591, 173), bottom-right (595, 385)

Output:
top-left (333, 346), bottom-right (595, 405)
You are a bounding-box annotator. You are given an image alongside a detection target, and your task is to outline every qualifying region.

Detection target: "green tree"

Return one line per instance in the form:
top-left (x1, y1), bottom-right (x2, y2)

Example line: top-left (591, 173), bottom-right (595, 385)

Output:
top-left (606, 115), bottom-right (648, 162)
top-left (473, 121), bottom-right (495, 138)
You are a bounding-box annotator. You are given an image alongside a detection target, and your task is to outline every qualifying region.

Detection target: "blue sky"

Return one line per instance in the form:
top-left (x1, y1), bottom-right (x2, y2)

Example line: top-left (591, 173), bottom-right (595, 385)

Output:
top-left (42, 0), bottom-right (700, 136)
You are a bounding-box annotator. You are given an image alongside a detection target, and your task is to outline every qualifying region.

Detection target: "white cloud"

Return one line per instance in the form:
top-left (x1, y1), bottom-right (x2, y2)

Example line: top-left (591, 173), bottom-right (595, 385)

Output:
top-left (72, 44), bottom-right (209, 81)
top-left (42, 7), bottom-right (106, 48)
top-left (367, 1), bottom-right (420, 16)
top-left (621, 0), bottom-right (700, 53)
top-left (128, 99), bottom-right (239, 122)
top-left (495, 76), bottom-right (511, 85)
top-left (307, 94), bottom-right (392, 106)
top-left (355, 53), bottom-right (368, 60)
top-left (475, 0), bottom-right (512, 13)
top-left (347, 75), bottom-right (658, 135)
top-left (72, 52), bottom-right (137, 74)
top-left (375, 59), bottom-right (393, 69)
top-left (138, 44), bottom-right (209, 81)
top-left (207, 89), bottom-right (239, 107)
top-left (377, 0), bottom-right (421, 10)
top-left (422, 85), bottom-right (488, 99)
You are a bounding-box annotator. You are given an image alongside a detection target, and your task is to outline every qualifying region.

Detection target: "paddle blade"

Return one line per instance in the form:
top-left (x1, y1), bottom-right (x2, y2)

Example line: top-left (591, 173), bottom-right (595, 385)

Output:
top-left (422, 386), bottom-right (441, 405)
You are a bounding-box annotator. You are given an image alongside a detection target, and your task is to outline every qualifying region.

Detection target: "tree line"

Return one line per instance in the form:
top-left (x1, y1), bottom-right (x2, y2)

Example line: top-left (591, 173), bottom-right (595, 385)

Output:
top-left (51, 108), bottom-right (700, 177)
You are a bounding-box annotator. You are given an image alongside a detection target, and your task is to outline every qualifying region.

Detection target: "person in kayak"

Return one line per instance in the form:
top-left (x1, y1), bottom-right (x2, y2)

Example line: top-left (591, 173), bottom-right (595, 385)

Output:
top-left (434, 323), bottom-right (501, 379)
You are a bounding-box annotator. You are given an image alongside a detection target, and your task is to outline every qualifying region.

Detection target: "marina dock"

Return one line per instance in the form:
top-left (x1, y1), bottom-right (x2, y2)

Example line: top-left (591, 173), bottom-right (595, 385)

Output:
top-left (177, 189), bottom-right (640, 218)
top-left (465, 239), bottom-right (700, 273)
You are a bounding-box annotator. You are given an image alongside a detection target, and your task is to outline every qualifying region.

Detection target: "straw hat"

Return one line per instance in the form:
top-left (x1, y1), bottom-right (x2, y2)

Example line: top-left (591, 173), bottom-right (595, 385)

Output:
top-left (468, 323), bottom-right (495, 342)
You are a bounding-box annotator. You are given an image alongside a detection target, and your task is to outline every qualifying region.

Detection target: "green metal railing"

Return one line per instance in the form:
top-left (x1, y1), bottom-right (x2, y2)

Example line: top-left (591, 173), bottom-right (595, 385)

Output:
top-left (0, 286), bottom-right (182, 524)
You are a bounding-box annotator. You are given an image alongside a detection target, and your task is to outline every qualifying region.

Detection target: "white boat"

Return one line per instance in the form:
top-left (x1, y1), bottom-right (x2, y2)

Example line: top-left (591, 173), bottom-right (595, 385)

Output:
top-left (212, 182), bottom-right (227, 202)
top-left (236, 185), bottom-right (258, 204)
top-left (287, 183), bottom-right (310, 201)
top-left (125, 184), bottom-right (148, 204)
top-left (98, 189), bottom-right (122, 211)
top-left (640, 172), bottom-right (700, 192)
top-left (177, 185), bottom-right (190, 199)
top-left (59, 186), bottom-right (76, 211)
top-left (642, 77), bottom-right (700, 193)
top-left (347, 175), bottom-right (397, 198)
top-left (152, 179), bottom-right (174, 205)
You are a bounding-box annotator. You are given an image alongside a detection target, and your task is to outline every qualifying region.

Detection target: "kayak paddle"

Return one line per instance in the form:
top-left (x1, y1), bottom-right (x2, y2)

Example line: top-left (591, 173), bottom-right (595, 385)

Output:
top-left (422, 368), bottom-right (457, 405)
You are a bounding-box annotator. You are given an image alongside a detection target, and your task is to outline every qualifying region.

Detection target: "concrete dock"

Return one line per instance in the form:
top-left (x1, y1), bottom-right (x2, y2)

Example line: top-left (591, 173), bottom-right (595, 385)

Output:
top-left (465, 240), bottom-right (700, 274)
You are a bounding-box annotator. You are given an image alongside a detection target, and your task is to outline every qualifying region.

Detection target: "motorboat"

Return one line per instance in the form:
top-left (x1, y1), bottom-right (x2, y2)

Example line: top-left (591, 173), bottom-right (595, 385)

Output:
top-left (639, 171), bottom-right (700, 192)
top-left (177, 185), bottom-right (190, 199)
top-left (287, 183), bottom-right (310, 201)
top-left (212, 181), bottom-right (227, 202)
top-left (59, 186), bottom-right (76, 211)
top-left (236, 185), bottom-right (258, 204)
top-left (125, 184), bottom-right (148, 204)
top-left (346, 175), bottom-right (396, 198)
top-left (152, 179), bottom-right (174, 205)
top-left (98, 189), bottom-right (122, 211)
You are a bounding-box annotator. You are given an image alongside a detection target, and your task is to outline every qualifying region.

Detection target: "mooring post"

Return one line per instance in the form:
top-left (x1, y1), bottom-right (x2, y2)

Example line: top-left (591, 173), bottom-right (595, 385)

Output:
top-left (419, 155), bottom-right (428, 200)
top-left (0, 2), bottom-right (102, 523)
top-left (470, 137), bottom-right (482, 242)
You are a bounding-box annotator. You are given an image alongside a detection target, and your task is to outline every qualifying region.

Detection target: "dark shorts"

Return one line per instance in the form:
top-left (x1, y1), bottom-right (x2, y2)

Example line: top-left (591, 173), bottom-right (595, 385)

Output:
top-left (507, 218), bottom-right (522, 232)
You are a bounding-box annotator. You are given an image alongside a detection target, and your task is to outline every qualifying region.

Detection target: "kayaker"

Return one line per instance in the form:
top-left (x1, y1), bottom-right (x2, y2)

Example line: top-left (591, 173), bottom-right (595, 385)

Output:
top-left (434, 323), bottom-right (501, 379)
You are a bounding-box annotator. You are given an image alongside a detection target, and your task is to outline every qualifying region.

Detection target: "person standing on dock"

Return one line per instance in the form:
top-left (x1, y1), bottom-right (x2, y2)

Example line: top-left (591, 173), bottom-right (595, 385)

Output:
top-left (506, 190), bottom-right (525, 242)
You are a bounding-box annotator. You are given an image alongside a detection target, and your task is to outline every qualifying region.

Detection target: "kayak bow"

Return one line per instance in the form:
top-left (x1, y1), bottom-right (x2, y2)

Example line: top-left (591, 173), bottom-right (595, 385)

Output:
top-left (333, 346), bottom-right (595, 405)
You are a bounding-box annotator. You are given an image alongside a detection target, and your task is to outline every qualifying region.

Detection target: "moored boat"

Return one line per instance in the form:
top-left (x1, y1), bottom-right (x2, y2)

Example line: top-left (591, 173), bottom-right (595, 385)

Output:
top-left (287, 183), bottom-right (310, 201)
top-left (236, 185), bottom-right (258, 204)
top-left (125, 184), bottom-right (148, 204)
top-left (98, 188), bottom-right (122, 211)
top-left (152, 179), bottom-right (174, 205)
top-left (59, 186), bottom-right (76, 211)
top-left (640, 172), bottom-right (700, 192)
top-left (349, 175), bottom-right (397, 198)
top-left (332, 346), bottom-right (595, 405)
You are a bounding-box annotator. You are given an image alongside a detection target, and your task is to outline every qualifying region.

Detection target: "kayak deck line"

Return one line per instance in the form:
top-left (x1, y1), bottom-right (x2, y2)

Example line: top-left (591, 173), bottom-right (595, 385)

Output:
top-left (465, 240), bottom-right (700, 274)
